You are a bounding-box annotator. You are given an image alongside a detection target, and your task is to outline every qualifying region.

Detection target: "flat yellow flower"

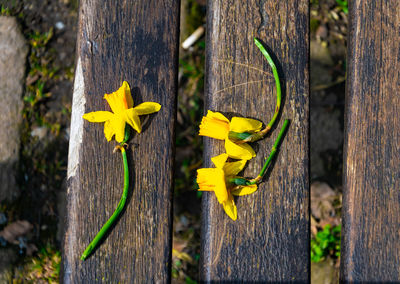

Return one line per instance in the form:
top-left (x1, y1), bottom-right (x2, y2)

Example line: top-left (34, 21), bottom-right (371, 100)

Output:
top-left (199, 110), bottom-right (262, 160)
top-left (83, 81), bottom-right (161, 142)
top-left (197, 153), bottom-right (257, 220)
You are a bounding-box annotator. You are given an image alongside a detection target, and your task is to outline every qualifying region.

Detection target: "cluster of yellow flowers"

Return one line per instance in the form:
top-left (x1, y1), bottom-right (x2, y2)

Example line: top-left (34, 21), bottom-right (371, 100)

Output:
top-left (79, 37), bottom-right (284, 259)
top-left (197, 110), bottom-right (264, 220)
top-left (82, 80), bottom-right (278, 223)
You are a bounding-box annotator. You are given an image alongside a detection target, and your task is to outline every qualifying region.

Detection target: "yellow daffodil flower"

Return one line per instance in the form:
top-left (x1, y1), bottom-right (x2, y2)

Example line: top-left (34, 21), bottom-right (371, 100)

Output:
top-left (197, 153), bottom-right (257, 220)
top-left (83, 81), bottom-right (161, 142)
top-left (199, 110), bottom-right (262, 160)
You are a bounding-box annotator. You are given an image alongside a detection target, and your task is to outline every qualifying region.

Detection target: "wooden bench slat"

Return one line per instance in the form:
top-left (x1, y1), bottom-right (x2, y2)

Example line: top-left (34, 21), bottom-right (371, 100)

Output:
top-left (200, 1), bottom-right (309, 281)
top-left (62, 1), bottom-right (179, 282)
top-left (341, 1), bottom-right (400, 281)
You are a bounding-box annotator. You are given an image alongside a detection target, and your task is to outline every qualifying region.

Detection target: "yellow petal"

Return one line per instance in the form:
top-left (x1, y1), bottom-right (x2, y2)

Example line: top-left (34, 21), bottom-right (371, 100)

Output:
top-left (104, 93), bottom-right (123, 114)
top-left (225, 139), bottom-right (255, 160)
top-left (206, 110), bottom-right (229, 122)
top-left (197, 168), bottom-right (227, 204)
top-left (111, 115), bottom-right (126, 142)
top-left (223, 159), bottom-right (247, 176)
top-left (104, 120), bottom-right (114, 141)
top-left (230, 117), bottom-right (262, 133)
top-left (231, 184), bottom-right (258, 196)
top-left (199, 111), bottom-right (230, 140)
top-left (211, 153), bottom-right (228, 169)
top-left (83, 111), bottom-right (114, 122)
top-left (104, 81), bottom-right (132, 113)
top-left (134, 102), bottom-right (161, 115)
top-left (124, 109), bottom-right (142, 133)
top-left (122, 81), bottom-right (134, 108)
top-left (222, 194), bottom-right (237, 220)
top-left (197, 168), bottom-right (217, 191)
top-left (213, 175), bottom-right (228, 204)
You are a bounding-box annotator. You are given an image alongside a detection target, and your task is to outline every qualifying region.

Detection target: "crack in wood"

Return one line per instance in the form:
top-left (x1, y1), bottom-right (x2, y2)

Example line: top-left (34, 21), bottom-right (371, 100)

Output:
top-left (258, 0), bottom-right (269, 33)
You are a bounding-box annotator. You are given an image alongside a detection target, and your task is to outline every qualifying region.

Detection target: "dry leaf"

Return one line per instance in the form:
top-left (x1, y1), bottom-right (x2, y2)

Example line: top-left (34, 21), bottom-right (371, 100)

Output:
top-left (311, 182), bottom-right (336, 220)
top-left (0, 220), bottom-right (33, 244)
top-left (173, 238), bottom-right (188, 252)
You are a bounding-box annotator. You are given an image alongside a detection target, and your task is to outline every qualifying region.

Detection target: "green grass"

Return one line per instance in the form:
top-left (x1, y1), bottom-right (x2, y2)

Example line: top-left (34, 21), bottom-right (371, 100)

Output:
top-left (14, 246), bottom-right (61, 283)
top-left (24, 28), bottom-right (57, 115)
top-left (335, 0), bottom-right (348, 14)
top-left (311, 224), bottom-right (341, 263)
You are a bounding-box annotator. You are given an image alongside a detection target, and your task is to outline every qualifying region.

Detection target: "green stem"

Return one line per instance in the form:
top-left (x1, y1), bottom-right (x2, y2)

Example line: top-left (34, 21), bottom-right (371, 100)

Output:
top-left (80, 146), bottom-right (129, 261)
top-left (121, 126), bottom-right (130, 145)
top-left (247, 119), bottom-right (289, 185)
top-left (254, 37), bottom-right (281, 132)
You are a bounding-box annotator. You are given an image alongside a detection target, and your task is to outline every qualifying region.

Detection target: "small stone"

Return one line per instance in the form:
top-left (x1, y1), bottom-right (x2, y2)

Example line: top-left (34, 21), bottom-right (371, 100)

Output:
top-left (179, 215), bottom-right (189, 227)
top-left (311, 258), bottom-right (339, 284)
top-left (31, 126), bottom-right (48, 140)
top-left (64, 127), bottom-right (70, 140)
top-left (55, 21), bottom-right (65, 30)
top-left (0, 17), bottom-right (28, 203)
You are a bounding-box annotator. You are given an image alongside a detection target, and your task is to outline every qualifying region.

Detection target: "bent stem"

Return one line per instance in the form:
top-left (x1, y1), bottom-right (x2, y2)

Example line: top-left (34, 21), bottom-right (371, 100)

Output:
top-left (247, 119), bottom-right (289, 185)
top-left (239, 38), bottom-right (282, 144)
top-left (80, 145), bottom-right (130, 261)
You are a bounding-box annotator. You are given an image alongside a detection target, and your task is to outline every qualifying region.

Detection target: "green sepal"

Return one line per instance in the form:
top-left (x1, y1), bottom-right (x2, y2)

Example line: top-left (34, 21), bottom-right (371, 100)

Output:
top-left (229, 177), bottom-right (249, 186)
top-left (121, 126), bottom-right (130, 145)
top-left (228, 131), bottom-right (252, 142)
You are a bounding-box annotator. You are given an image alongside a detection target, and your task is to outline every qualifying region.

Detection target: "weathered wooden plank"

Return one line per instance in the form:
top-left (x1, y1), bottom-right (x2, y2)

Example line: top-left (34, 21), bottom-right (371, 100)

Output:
top-left (62, 0), bottom-right (179, 282)
top-left (200, 1), bottom-right (309, 281)
top-left (341, 1), bottom-right (400, 281)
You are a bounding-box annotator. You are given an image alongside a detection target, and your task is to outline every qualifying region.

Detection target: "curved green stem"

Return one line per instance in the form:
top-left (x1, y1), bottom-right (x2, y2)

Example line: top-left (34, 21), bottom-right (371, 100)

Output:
top-left (238, 38), bottom-right (281, 143)
top-left (247, 119), bottom-right (289, 185)
top-left (80, 146), bottom-right (129, 261)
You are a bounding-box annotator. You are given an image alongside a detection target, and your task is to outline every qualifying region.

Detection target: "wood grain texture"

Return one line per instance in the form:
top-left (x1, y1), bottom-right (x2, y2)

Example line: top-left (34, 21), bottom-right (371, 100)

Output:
top-left (200, 1), bottom-right (309, 282)
top-left (62, 0), bottom-right (179, 282)
top-left (341, 1), bottom-right (400, 281)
